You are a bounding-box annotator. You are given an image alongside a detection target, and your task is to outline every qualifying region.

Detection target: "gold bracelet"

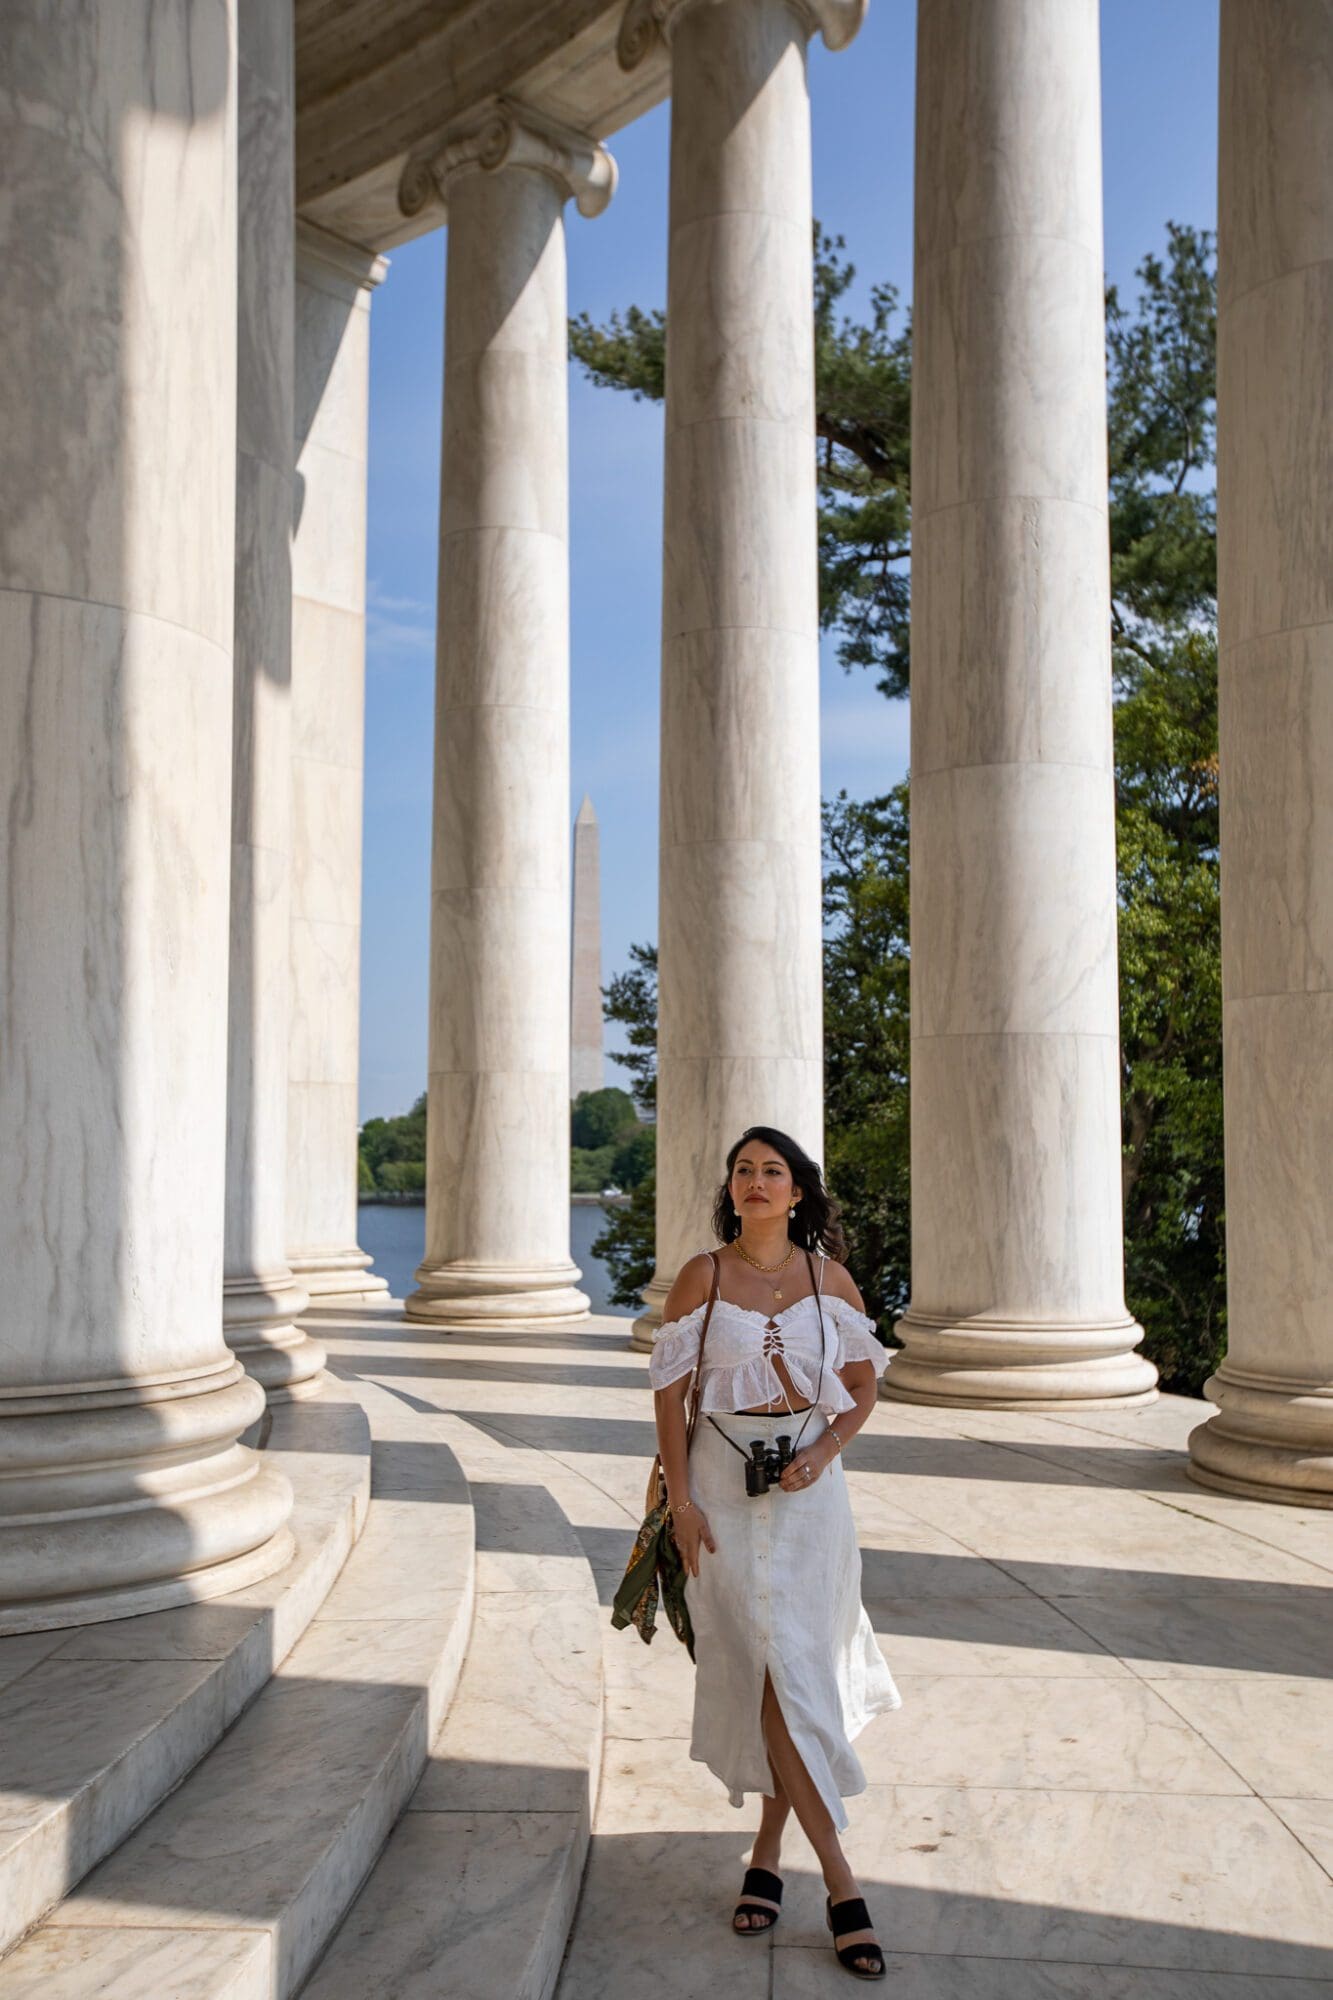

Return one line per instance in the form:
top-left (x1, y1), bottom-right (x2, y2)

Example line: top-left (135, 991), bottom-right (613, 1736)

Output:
top-left (671, 1496), bottom-right (696, 1515)
top-left (828, 1424), bottom-right (843, 1453)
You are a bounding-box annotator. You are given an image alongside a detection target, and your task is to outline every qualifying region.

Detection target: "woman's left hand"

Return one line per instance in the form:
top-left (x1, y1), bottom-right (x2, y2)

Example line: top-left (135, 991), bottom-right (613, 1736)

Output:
top-left (779, 1436), bottom-right (836, 1494)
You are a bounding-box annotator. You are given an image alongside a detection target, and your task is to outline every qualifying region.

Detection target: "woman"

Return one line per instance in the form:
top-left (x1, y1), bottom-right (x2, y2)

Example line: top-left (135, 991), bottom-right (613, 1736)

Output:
top-left (649, 1126), bottom-right (901, 1981)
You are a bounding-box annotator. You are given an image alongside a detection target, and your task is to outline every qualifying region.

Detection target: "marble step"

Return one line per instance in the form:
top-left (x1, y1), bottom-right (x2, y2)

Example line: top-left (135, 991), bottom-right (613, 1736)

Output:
top-left (0, 1378), bottom-right (475, 2000)
top-left (298, 1428), bottom-right (605, 2000)
top-left (0, 1384), bottom-right (372, 1960)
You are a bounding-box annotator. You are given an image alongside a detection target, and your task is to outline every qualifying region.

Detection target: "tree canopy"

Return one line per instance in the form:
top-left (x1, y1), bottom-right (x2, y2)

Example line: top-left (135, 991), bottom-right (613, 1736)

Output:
top-left (571, 1086), bottom-right (638, 1150)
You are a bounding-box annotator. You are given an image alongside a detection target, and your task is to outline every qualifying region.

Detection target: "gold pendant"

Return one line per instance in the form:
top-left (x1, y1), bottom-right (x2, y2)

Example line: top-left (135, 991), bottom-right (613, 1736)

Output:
top-left (773, 1288), bottom-right (783, 1302)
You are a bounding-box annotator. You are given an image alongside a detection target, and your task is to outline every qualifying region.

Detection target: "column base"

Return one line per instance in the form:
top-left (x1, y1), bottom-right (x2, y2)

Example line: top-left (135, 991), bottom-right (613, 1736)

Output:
top-left (629, 1272), bottom-right (672, 1352)
top-left (405, 1258), bottom-right (590, 1327)
top-left (884, 1308), bottom-right (1158, 1408)
top-left (289, 1245), bottom-right (389, 1303)
top-left (223, 1269), bottom-right (325, 1401)
top-left (0, 1359), bottom-right (294, 1635)
top-left (1187, 1367), bottom-right (1333, 1508)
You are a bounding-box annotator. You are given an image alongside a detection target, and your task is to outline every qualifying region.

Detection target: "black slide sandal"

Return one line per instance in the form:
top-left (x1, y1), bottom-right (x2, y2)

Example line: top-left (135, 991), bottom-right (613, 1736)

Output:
top-left (826, 1894), bottom-right (885, 1979)
top-left (732, 1866), bottom-right (783, 1934)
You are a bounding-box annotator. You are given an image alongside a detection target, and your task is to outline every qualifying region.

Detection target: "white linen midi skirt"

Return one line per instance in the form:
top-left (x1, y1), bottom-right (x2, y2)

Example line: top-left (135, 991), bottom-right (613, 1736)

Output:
top-left (683, 1407), bottom-right (901, 1833)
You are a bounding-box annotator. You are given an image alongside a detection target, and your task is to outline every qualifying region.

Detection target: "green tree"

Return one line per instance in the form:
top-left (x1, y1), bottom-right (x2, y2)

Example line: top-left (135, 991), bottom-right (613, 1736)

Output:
top-left (1107, 223), bottom-right (1217, 658)
top-left (358, 1092), bottom-right (428, 1195)
top-left (601, 943), bottom-right (658, 1115)
top-left (571, 1085), bottom-right (638, 1149)
top-left (591, 948), bottom-right (660, 1304)
top-left (611, 1123), bottom-right (656, 1191)
top-left (821, 786), bottom-right (912, 1331)
top-left (571, 1144), bottom-right (618, 1194)
top-left (1115, 633), bottom-right (1224, 1387)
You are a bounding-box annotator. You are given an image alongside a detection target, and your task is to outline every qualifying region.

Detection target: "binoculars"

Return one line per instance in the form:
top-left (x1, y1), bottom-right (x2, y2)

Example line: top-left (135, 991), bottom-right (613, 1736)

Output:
top-left (745, 1434), bottom-right (794, 1497)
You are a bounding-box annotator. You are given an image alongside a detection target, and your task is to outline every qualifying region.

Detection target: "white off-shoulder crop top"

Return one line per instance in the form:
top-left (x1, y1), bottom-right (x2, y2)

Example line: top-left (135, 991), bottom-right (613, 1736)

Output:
top-left (647, 1255), bottom-right (889, 1418)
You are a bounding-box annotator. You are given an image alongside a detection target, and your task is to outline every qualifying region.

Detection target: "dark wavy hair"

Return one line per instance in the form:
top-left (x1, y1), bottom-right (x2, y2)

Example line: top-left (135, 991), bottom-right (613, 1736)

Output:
top-left (711, 1126), bottom-right (848, 1260)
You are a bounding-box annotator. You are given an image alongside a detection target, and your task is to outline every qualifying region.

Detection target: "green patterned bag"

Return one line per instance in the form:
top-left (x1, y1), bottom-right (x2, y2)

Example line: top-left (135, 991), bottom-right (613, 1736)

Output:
top-left (610, 1256), bottom-right (720, 1658)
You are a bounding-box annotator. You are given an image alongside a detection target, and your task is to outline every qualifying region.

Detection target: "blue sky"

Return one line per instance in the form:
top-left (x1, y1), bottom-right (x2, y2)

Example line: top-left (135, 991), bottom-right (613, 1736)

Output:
top-left (358, 0), bottom-right (1220, 1120)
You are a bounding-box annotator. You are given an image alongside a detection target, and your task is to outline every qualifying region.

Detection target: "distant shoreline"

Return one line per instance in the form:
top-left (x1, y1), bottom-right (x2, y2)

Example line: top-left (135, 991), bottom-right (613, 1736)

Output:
top-left (358, 1191), bottom-right (630, 1209)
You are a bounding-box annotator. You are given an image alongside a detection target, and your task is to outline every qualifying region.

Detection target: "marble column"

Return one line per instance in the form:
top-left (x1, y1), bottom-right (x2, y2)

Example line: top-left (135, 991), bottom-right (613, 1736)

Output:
top-left (287, 223), bottom-right (389, 1305)
top-left (1188, 0), bottom-right (1333, 1504)
top-left (405, 106), bottom-right (613, 1327)
top-left (887, 0), bottom-right (1156, 1407)
top-left (619, 0), bottom-right (861, 1347)
top-left (225, 0), bottom-right (323, 1397)
top-left (0, 0), bottom-right (293, 1630)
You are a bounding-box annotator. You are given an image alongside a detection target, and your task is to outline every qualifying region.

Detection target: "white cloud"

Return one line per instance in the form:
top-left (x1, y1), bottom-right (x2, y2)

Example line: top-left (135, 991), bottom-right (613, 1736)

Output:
top-left (367, 580), bottom-right (435, 666)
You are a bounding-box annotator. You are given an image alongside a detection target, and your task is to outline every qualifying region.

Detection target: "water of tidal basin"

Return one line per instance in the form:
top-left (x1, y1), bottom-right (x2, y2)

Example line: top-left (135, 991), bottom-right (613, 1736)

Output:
top-left (356, 1200), bottom-right (633, 1317)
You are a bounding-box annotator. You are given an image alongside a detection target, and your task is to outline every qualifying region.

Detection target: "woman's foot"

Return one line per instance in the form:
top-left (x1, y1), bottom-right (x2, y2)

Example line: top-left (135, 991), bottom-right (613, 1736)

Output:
top-left (732, 1864), bottom-right (783, 1934)
top-left (824, 1875), bottom-right (884, 1979)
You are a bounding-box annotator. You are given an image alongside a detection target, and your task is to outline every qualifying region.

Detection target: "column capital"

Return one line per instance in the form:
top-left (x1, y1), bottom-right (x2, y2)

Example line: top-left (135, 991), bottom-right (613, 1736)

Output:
top-left (618, 0), bottom-right (866, 70)
top-left (399, 100), bottom-right (618, 223)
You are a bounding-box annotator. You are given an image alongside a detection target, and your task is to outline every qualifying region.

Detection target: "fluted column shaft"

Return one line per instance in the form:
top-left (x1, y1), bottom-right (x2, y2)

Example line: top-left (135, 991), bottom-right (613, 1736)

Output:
top-left (1189, 0), bottom-right (1333, 1505)
top-left (406, 108), bottom-right (613, 1326)
top-left (888, 0), bottom-right (1155, 1407)
top-left (0, 0), bottom-right (293, 1630)
top-left (287, 225), bottom-right (389, 1304)
top-left (629, 0), bottom-right (844, 1346)
top-left (226, 0), bottom-right (322, 1396)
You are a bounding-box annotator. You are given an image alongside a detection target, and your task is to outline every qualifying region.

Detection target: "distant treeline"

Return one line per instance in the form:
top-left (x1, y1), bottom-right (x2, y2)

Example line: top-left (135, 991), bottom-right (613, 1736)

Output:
top-left (357, 1085), bottom-right (653, 1199)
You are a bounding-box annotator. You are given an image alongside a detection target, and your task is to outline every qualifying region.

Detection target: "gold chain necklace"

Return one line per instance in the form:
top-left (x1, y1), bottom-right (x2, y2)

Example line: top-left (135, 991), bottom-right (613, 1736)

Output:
top-left (734, 1236), bottom-right (796, 1302)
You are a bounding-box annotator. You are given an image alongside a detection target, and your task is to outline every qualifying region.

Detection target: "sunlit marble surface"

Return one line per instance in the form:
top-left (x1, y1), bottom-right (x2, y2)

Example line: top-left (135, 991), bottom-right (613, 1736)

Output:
top-left (0, 0), bottom-right (291, 1631)
top-left (409, 112), bottom-right (610, 1325)
top-left (317, 1308), bottom-right (1333, 1999)
top-left (286, 225), bottom-right (388, 1302)
top-left (1190, 0), bottom-right (1333, 1504)
top-left (642, 0), bottom-right (838, 1343)
top-left (894, 0), bottom-right (1151, 1406)
top-left (225, 0), bottom-right (321, 1398)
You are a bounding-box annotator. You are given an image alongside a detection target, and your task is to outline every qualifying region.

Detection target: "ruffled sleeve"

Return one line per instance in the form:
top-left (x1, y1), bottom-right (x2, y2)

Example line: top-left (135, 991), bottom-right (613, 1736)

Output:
top-left (828, 1296), bottom-right (890, 1379)
top-left (647, 1304), bottom-right (706, 1390)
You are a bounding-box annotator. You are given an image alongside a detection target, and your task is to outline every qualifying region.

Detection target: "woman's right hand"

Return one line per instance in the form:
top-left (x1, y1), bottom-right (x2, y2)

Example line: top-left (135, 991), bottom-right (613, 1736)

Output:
top-left (671, 1502), bottom-right (716, 1577)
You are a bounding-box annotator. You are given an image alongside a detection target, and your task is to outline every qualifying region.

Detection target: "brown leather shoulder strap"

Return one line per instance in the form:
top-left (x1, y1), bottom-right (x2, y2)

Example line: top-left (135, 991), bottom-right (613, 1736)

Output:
top-left (684, 1252), bottom-right (721, 1451)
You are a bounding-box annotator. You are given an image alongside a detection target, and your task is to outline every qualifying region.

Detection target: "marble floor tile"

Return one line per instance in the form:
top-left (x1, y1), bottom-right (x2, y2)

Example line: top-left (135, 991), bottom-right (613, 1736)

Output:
top-left (49, 1596), bottom-right (285, 1666)
top-left (772, 1944), bottom-right (1333, 1998)
top-left (855, 1674), bottom-right (1247, 1794)
top-left (0, 1925), bottom-right (269, 2000)
top-left (857, 1545), bottom-right (1033, 1600)
top-left (1145, 1678), bottom-right (1333, 1799)
top-left (600, 1613), bottom-right (696, 1732)
top-left (1050, 1588), bottom-right (1333, 1683)
top-left (0, 1632), bottom-right (65, 1697)
top-left (274, 1609), bottom-right (468, 1688)
top-left (799, 1785), bottom-right (1333, 1976)
top-left (60, 1672), bottom-right (425, 1931)
top-left (303, 1811), bottom-right (584, 2000)
top-left (872, 1480), bottom-right (1331, 1592)
top-left (412, 1591), bottom-right (600, 1815)
top-left (591, 1738), bottom-right (757, 1837)
top-left (1268, 1798), bottom-right (1333, 1880)
top-left (315, 1498), bottom-right (472, 1622)
top-left (0, 1657), bottom-right (222, 1823)
top-left (555, 1824), bottom-right (772, 2000)
top-left (1043, 1395), bottom-right (1207, 1452)
top-left (864, 1592), bottom-right (1131, 1677)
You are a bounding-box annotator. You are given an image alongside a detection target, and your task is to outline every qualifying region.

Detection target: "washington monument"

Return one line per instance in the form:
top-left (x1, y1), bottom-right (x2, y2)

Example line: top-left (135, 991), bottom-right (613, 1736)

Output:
top-left (571, 795), bottom-right (604, 1098)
